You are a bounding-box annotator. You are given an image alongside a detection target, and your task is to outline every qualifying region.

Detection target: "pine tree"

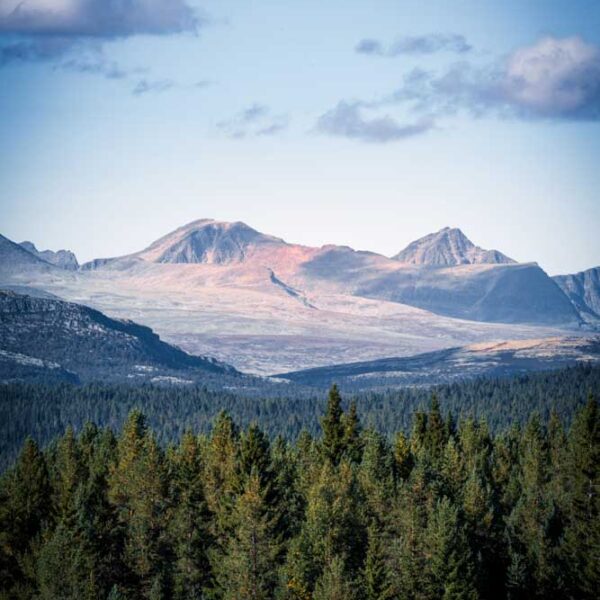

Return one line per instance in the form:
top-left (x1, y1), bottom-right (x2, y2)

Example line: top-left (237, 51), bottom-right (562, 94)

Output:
top-left (561, 396), bottom-right (600, 599)
top-left (321, 385), bottom-right (345, 465)
top-left (271, 436), bottom-right (304, 540)
top-left (424, 497), bottom-right (477, 600)
top-left (313, 555), bottom-right (356, 600)
top-left (393, 430), bottom-right (413, 481)
top-left (342, 401), bottom-right (363, 463)
top-left (363, 524), bottom-right (390, 600)
top-left (424, 395), bottom-right (447, 465)
top-left (201, 411), bottom-right (240, 540)
top-left (108, 411), bottom-right (171, 598)
top-left (506, 414), bottom-right (555, 597)
top-left (359, 429), bottom-right (394, 525)
top-left (0, 437), bottom-right (51, 595)
top-left (168, 430), bottom-right (212, 599)
top-left (52, 426), bottom-right (84, 519)
top-left (212, 471), bottom-right (281, 600)
top-left (285, 460), bottom-right (366, 596)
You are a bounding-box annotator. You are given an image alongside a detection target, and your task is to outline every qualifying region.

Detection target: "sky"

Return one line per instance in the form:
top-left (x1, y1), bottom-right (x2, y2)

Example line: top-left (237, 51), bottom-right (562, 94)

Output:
top-left (0, 0), bottom-right (599, 275)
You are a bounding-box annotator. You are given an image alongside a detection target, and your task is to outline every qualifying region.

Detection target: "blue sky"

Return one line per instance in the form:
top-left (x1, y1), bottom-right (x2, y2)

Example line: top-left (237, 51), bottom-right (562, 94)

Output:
top-left (0, 0), bottom-right (599, 274)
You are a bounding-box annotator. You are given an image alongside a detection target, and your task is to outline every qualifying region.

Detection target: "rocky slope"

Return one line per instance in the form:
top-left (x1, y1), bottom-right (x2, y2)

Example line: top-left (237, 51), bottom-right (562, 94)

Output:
top-left (0, 291), bottom-right (239, 384)
top-left (78, 219), bottom-right (580, 326)
top-left (393, 227), bottom-right (515, 266)
top-left (553, 267), bottom-right (600, 325)
top-left (20, 241), bottom-right (79, 270)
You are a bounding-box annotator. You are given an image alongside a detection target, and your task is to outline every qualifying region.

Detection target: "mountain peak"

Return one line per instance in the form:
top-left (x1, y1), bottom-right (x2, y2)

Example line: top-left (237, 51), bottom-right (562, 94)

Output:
top-left (393, 227), bottom-right (515, 266)
top-left (137, 218), bottom-right (286, 264)
top-left (19, 241), bottom-right (79, 271)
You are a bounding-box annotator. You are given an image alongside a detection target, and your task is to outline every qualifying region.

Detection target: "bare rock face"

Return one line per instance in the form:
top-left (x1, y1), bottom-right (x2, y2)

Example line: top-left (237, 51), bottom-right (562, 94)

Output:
top-left (554, 267), bottom-right (600, 324)
top-left (20, 241), bottom-right (79, 270)
top-left (393, 227), bottom-right (515, 266)
top-left (137, 219), bottom-right (287, 265)
top-left (0, 234), bottom-right (58, 276)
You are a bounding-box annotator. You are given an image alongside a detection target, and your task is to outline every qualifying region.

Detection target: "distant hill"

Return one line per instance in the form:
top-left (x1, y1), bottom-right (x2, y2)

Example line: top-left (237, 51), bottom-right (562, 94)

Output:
top-left (278, 336), bottom-right (600, 390)
top-left (0, 290), bottom-right (240, 384)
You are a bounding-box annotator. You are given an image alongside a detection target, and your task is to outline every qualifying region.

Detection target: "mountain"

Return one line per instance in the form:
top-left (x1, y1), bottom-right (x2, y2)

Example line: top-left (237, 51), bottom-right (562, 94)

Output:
top-left (0, 234), bottom-right (58, 274)
top-left (136, 219), bottom-right (287, 264)
top-left (0, 222), bottom-right (588, 374)
top-left (393, 227), bottom-right (515, 266)
top-left (80, 219), bottom-right (291, 270)
top-left (553, 267), bottom-right (600, 325)
top-left (278, 335), bottom-right (600, 390)
top-left (354, 261), bottom-right (581, 326)
top-left (19, 241), bottom-right (79, 270)
top-left (0, 290), bottom-right (239, 384)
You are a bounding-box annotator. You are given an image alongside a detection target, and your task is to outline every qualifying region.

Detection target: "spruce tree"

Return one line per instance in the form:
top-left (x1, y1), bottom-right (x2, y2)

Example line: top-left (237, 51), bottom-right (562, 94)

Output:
top-left (0, 437), bottom-right (51, 595)
top-left (313, 555), bottom-right (356, 600)
top-left (321, 385), bottom-right (345, 465)
top-left (342, 401), bottom-right (363, 464)
top-left (561, 396), bottom-right (600, 599)
top-left (109, 412), bottom-right (171, 598)
top-left (212, 471), bottom-right (281, 600)
top-left (168, 430), bottom-right (212, 599)
top-left (363, 524), bottom-right (390, 600)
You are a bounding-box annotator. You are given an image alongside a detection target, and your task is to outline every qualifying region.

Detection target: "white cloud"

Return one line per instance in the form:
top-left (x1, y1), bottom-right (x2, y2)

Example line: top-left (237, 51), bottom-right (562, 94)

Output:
top-left (501, 36), bottom-right (600, 117)
top-left (389, 36), bottom-right (600, 120)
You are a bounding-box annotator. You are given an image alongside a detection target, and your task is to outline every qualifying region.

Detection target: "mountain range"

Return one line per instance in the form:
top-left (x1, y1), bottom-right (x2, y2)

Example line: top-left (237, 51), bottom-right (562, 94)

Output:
top-left (1, 220), bottom-right (598, 376)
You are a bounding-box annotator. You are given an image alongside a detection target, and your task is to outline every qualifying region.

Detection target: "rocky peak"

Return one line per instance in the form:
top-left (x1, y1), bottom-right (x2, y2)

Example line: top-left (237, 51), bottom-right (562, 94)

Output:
top-left (137, 219), bottom-right (286, 264)
top-left (393, 227), bottom-right (515, 266)
top-left (19, 241), bottom-right (79, 270)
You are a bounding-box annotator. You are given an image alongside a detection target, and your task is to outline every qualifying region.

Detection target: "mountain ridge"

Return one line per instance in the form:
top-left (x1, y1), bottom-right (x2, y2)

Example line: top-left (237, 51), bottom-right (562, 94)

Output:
top-left (0, 290), bottom-right (240, 384)
top-left (19, 241), bottom-right (79, 270)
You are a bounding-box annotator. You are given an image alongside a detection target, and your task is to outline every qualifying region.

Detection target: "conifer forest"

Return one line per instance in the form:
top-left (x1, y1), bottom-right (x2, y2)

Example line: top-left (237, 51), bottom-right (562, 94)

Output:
top-left (1, 384), bottom-right (598, 600)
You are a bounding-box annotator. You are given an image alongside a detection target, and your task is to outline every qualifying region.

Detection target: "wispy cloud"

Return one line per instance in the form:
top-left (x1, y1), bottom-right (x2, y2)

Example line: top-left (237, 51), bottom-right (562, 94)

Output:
top-left (133, 79), bottom-right (175, 95)
top-left (131, 78), bottom-right (213, 96)
top-left (218, 104), bottom-right (289, 139)
top-left (316, 101), bottom-right (433, 143)
top-left (388, 36), bottom-right (600, 120)
top-left (241, 103), bottom-right (270, 122)
top-left (356, 33), bottom-right (472, 57)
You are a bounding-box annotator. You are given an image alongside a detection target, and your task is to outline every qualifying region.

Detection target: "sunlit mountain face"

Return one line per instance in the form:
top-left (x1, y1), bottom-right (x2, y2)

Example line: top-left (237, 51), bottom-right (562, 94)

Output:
top-left (2, 220), bottom-right (594, 375)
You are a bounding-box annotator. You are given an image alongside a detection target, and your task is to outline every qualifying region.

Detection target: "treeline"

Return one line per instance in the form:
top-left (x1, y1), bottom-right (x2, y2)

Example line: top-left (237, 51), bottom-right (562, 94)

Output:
top-left (1, 363), bottom-right (598, 470)
top-left (0, 387), bottom-right (598, 599)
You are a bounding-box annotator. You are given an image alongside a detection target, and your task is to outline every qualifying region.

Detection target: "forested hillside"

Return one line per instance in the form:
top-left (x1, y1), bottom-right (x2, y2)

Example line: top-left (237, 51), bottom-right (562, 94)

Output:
top-left (0, 389), bottom-right (598, 599)
top-left (1, 363), bottom-right (599, 470)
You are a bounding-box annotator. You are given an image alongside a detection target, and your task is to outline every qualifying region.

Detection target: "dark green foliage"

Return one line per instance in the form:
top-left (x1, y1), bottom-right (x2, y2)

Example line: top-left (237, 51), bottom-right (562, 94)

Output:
top-left (0, 381), bottom-right (598, 599)
top-left (2, 363), bottom-right (599, 472)
top-left (320, 385), bottom-right (345, 465)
